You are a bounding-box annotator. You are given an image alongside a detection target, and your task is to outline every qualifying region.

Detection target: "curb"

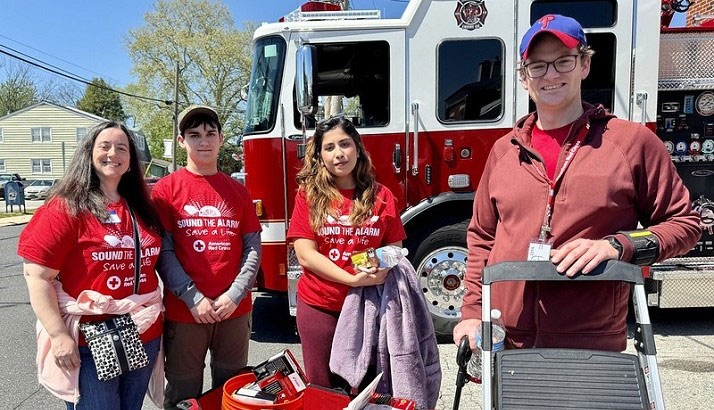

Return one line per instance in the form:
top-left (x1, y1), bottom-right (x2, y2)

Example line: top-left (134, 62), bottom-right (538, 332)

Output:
top-left (0, 214), bottom-right (33, 227)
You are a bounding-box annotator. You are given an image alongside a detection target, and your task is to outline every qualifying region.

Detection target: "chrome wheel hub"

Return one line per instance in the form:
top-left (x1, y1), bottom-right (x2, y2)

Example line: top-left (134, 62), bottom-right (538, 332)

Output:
top-left (416, 246), bottom-right (467, 320)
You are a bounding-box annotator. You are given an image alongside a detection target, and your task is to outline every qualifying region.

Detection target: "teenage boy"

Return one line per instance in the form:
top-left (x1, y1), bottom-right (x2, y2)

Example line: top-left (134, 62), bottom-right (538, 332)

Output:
top-left (153, 105), bottom-right (262, 408)
top-left (454, 15), bottom-right (700, 352)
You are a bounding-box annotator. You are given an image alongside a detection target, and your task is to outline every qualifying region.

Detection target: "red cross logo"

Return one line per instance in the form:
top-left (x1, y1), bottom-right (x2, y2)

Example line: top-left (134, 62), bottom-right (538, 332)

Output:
top-left (193, 240), bottom-right (206, 253)
top-left (538, 15), bottom-right (556, 29)
top-left (107, 276), bottom-right (121, 290)
top-left (328, 248), bottom-right (340, 261)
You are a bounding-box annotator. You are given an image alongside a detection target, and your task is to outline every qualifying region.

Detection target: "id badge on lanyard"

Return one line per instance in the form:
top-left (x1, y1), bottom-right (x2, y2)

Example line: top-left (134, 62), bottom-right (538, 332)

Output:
top-left (528, 239), bottom-right (552, 261)
top-left (527, 124), bottom-right (589, 261)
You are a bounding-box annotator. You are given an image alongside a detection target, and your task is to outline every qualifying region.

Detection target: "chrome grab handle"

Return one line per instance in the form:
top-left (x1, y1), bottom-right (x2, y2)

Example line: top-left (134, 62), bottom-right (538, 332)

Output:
top-left (411, 101), bottom-right (419, 176)
top-left (636, 91), bottom-right (648, 125)
top-left (392, 143), bottom-right (402, 174)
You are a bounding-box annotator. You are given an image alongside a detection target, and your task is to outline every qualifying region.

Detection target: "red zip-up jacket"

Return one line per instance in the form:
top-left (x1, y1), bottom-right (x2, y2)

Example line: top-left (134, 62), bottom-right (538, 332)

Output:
top-left (461, 104), bottom-right (701, 351)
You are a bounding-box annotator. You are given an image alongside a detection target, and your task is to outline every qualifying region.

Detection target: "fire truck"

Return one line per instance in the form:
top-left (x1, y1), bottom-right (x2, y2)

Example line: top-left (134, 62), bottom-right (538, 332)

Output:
top-left (241, 0), bottom-right (714, 334)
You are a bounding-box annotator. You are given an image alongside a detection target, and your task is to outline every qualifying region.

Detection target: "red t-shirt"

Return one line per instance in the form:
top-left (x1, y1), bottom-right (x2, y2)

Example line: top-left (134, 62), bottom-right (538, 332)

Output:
top-left (287, 183), bottom-right (406, 312)
top-left (17, 198), bottom-right (163, 343)
top-left (151, 168), bottom-right (262, 323)
top-left (531, 122), bottom-right (572, 180)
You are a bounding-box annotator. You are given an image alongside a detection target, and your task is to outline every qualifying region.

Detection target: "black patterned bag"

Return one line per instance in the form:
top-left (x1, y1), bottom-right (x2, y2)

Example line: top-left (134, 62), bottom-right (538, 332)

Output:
top-left (79, 313), bottom-right (149, 381)
top-left (78, 206), bottom-right (148, 381)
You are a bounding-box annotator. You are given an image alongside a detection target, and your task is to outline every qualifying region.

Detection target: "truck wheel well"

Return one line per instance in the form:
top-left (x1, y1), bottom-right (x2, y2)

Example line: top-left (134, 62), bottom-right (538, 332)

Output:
top-left (403, 200), bottom-right (472, 252)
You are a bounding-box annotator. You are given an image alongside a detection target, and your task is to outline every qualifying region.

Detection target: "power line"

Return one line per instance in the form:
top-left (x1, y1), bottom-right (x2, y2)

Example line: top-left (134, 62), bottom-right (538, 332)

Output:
top-left (0, 43), bottom-right (173, 105)
top-left (0, 33), bottom-right (126, 86)
top-left (0, 42), bottom-right (249, 119)
top-left (0, 43), bottom-right (94, 86)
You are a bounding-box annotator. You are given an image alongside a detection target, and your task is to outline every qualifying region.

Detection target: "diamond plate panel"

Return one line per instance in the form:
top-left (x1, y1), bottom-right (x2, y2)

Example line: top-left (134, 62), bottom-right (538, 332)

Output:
top-left (287, 246), bottom-right (301, 316)
top-left (287, 246), bottom-right (301, 279)
top-left (659, 31), bottom-right (714, 90)
top-left (651, 256), bottom-right (714, 307)
top-left (658, 276), bottom-right (714, 308)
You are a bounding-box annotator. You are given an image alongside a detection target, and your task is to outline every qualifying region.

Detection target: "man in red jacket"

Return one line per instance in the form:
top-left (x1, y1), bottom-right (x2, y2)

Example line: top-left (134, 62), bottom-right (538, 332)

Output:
top-left (453, 15), bottom-right (701, 352)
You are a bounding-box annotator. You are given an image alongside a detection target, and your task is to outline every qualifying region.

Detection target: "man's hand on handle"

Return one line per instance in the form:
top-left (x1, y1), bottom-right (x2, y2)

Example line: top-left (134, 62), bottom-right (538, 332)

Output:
top-left (453, 318), bottom-right (482, 350)
top-left (550, 238), bottom-right (620, 277)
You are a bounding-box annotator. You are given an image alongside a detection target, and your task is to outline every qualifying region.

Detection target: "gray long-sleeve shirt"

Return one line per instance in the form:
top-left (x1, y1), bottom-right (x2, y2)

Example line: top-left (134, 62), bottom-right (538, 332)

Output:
top-left (156, 231), bottom-right (262, 308)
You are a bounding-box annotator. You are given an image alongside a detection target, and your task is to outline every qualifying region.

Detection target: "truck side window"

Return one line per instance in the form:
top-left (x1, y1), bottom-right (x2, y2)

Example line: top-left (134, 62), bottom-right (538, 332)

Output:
top-left (293, 41), bottom-right (390, 129)
top-left (530, 1), bottom-right (616, 28)
top-left (244, 36), bottom-right (286, 135)
top-left (437, 39), bottom-right (504, 123)
top-left (581, 33), bottom-right (616, 111)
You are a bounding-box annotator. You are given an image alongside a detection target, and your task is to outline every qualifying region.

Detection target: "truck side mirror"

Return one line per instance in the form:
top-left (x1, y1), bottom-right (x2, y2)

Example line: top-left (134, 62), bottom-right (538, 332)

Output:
top-left (296, 44), bottom-right (317, 118)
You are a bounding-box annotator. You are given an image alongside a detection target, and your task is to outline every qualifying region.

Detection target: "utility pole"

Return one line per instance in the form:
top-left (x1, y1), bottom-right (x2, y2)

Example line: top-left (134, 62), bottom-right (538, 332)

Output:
top-left (172, 61), bottom-right (179, 172)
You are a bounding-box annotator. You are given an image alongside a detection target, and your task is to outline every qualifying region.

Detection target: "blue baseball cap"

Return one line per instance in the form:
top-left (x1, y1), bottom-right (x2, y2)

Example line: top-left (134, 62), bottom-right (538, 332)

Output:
top-left (520, 14), bottom-right (587, 60)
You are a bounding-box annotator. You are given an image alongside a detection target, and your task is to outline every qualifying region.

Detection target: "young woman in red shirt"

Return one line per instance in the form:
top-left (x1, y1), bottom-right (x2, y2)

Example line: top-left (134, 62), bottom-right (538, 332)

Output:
top-left (287, 116), bottom-right (407, 388)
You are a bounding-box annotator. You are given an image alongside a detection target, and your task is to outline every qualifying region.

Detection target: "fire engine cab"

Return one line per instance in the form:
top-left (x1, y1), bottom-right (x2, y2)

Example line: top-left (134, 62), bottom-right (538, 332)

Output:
top-left (241, 0), bottom-right (714, 335)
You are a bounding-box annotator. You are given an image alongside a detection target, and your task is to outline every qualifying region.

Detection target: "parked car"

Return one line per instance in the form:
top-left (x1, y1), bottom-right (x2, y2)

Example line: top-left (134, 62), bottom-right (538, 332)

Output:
top-left (0, 173), bottom-right (24, 199)
top-left (23, 179), bottom-right (58, 200)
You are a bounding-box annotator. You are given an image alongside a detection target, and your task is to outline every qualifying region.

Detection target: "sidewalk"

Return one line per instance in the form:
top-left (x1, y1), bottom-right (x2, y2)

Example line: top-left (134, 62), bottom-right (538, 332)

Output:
top-left (0, 213), bottom-right (33, 227)
top-left (0, 201), bottom-right (40, 227)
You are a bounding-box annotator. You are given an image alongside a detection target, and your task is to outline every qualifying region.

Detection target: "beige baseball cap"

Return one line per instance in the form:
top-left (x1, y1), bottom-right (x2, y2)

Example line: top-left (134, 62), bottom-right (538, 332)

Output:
top-left (177, 105), bottom-right (220, 133)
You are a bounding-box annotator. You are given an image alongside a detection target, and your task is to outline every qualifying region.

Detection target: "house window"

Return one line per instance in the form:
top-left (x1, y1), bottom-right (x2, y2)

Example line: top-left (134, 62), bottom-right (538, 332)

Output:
top-left (134, 133), bottom-right (146, 151)
top-left (0, 160), bottom-right (5, 172)
top-left (31, 159), bottom-right (52, 174)
top-left (76, 127), bottom-right (87, 141)
top-left (31, 127), bottom-right (52, 142)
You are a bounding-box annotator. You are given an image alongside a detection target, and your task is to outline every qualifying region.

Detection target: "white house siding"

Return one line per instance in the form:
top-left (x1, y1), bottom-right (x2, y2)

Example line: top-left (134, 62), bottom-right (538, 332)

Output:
top-left (0, 102), bottom-right (105, 180)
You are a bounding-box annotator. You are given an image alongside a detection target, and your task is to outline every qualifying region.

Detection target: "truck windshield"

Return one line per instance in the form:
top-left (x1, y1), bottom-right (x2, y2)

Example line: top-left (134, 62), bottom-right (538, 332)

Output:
top-left (243, 36), bottom-right (286, 135)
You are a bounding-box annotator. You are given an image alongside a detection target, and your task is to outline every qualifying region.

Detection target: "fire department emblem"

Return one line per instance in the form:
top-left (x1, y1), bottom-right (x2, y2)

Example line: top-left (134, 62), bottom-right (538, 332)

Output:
top-left (454, 0), bottom-right (488, 31)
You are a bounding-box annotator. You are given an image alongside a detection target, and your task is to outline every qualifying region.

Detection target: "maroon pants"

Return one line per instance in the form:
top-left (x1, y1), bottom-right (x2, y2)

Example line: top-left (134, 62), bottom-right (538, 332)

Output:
top-left (296, 297), bottom-right (344, 388)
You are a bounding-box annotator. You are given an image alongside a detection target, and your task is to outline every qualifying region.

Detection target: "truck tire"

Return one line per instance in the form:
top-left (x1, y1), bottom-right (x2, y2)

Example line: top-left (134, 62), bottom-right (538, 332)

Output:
top-left (411, 220), bottom-right (469, 336)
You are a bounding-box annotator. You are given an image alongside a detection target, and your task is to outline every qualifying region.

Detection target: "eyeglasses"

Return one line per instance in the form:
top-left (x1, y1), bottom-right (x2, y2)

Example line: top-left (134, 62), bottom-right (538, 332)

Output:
top-left (522, 54), bottom-right (580, 78)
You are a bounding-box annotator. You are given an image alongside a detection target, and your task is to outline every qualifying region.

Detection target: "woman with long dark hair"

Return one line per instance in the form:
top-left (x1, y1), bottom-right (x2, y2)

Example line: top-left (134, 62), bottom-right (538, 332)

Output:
top-left (18, 122), bottom-right (164, 409)
top-left (287, 116), bottom-right (407, 387)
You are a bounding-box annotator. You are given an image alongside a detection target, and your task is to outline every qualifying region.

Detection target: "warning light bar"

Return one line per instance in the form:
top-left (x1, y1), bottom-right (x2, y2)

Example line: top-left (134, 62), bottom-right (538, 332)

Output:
top-left (279, 1), bottom-right (381, 22)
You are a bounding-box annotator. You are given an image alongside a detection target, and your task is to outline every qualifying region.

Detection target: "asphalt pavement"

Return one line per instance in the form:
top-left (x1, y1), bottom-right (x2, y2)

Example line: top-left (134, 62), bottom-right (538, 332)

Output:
top-left (1, 222), bottom-right (712, 409)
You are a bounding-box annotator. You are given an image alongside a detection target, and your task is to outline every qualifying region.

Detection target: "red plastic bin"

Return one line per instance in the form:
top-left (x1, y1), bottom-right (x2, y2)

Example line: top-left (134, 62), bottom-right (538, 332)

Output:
top-left (222, 373), bottom-right (304, 410)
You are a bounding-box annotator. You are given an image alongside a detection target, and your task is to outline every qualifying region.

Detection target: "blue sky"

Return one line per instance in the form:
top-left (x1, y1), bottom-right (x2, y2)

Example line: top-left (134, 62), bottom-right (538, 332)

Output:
top-left (1, 1), bottom-right (686, 92)
top-left (1, 0), bottom-right (408, 89)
